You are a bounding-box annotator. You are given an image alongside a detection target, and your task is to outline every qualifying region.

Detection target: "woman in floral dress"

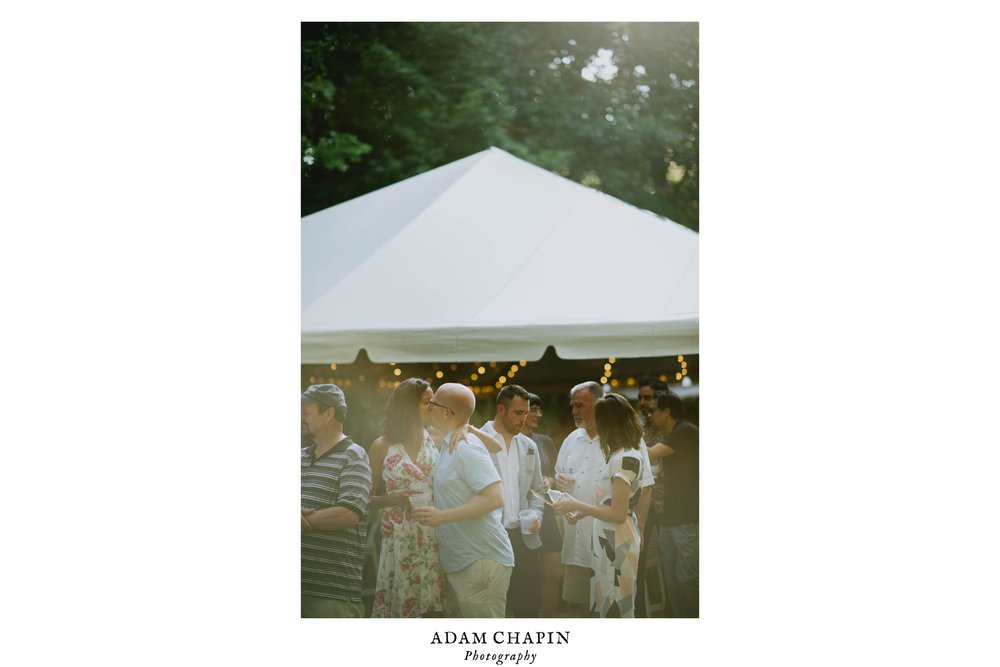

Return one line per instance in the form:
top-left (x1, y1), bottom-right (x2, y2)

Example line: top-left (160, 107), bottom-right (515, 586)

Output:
top-left (553, 393), bottom-right (644, 617)
top-left (369, 379), bottom-right (446, 617)
top-left (370, 379), bottom-right (504, 618)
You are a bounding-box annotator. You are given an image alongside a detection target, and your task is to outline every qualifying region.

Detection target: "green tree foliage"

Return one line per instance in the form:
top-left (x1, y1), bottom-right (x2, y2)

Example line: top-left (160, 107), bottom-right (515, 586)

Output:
top-left (302, 22), bottom-right (698, 230)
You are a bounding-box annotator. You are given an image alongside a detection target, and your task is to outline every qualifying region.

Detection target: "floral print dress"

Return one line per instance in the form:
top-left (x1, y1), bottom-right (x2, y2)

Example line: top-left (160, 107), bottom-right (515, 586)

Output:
top-left (371, 436), bottom-right (449, 617)
top-left (590, 448), bottom-right (643, 618)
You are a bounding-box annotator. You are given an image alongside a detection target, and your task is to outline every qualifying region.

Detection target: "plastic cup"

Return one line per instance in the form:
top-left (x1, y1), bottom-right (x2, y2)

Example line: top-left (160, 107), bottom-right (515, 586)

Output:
top-left (556, 472), bottom-right (576, 491)
top-left (519, 509), bottom-right (535, 534)
top-left (409, 492), bottom-right (432, 509)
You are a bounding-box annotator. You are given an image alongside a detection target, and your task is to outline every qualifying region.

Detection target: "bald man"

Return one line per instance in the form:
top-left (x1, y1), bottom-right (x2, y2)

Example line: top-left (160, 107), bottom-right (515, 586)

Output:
top-left (412, 383), bottom-right (515, 617)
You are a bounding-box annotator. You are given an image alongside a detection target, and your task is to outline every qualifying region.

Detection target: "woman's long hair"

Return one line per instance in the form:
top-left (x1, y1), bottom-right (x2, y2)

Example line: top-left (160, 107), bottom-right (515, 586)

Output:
top-left (381, 378), bottom-right (430, 446)
top-left (595, 393), bottom-right (642, 461)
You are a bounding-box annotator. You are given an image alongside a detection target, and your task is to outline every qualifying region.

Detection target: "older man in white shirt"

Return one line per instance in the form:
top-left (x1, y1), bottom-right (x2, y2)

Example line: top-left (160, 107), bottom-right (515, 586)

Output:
top-left (554, 381), bottom-right (653, 616)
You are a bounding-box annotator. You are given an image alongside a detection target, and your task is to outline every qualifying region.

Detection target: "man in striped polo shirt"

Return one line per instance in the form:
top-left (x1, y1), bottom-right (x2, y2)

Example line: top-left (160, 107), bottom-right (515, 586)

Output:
top-left (300, 384), bottom-right (372, 618)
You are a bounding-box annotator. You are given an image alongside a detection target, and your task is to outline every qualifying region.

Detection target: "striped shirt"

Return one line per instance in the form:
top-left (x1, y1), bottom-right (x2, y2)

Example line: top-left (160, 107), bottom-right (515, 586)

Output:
top-left (301, 436), bottom-right (371, 601)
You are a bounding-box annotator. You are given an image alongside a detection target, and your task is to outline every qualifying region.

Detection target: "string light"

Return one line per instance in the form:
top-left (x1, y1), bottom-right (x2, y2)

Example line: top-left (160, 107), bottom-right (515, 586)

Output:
top-left (394, 368), bottom-right (402, 376)
top-left (659, 374), bottom-right (668, 382)
top-left (489, 361), bottom-right (497, 368)
top-left (681, 361), bottom-right (687, 369)
top-left (478, 366), bottom-right (486, 374)
top-left (510, 364), bottom-right (518, 372)
top-left (519, 360), bottom-right (527, 366)
top-left (471, 373), bottom-right (479, 381)
top-left (389, 362), bottom-right (396, 366)
top-left (498, 376), bottom-right (507, 384)
top-left (330, 363), bottom-right (337, 370)
top-left (609, 357), bottom-right (616, 364)
top-left (450, 363), bottom-right (458, 371)
top-left (626, 377), bottom-right (636, 387)
top-left (676, 372), bottom-right (682, 381)
top-left (677, 355), bottom-right (684, 362)
top-left (435, 371), bottom-right (443, 379)
top-left (600, 377), bottom-right (608, 384)
top-left (610, 379), bottom-right (620, 388)
top-left (604, 363), bottom-right (612, 371)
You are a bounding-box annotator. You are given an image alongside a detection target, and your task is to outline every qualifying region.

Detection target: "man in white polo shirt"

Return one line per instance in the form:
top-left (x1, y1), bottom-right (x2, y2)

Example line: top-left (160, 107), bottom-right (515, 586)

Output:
top-left (480, 384), bottom-right (545, 617)
top-left (554, 381), bottom-right (653, 616)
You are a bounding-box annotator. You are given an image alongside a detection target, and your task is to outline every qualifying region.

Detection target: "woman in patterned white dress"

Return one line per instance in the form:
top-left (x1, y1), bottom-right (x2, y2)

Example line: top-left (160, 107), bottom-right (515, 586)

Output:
top-left (370, 379), bottom-right (503, 618)
top-left (553, 393), bottom-right (644, 617)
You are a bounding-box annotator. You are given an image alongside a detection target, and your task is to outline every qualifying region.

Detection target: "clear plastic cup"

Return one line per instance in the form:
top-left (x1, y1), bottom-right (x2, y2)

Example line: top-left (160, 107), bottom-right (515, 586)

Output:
top-left (556, 470), bottom-right (576, 491)
top-left (409, 491), bottom-right (432, 509)
top-left (519, 509), bottom-right (535, 534)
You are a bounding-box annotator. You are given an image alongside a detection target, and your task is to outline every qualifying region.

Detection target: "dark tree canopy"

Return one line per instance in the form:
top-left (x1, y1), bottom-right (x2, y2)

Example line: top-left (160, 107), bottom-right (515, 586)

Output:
top-left (302, 22), bottom-right (698, 231)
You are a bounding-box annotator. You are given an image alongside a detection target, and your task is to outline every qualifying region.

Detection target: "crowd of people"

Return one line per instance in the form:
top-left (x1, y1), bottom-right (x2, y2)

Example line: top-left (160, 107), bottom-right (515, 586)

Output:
top-left (300, 375), bottom-right (699, 619)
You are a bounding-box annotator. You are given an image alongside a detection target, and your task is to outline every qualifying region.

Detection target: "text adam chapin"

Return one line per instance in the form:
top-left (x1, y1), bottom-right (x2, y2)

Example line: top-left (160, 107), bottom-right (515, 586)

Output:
top-left (430, 631), bottom-right (570, 665)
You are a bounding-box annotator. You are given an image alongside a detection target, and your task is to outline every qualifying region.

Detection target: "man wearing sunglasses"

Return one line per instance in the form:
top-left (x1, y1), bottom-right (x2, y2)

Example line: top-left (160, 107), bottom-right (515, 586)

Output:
top-left (412, 383), bottom-right (514, 617)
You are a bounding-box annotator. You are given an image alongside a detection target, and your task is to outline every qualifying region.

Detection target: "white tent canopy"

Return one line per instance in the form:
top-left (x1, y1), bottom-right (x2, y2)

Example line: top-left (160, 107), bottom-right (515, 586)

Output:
top-left (302, 147), bottom-right (698, 363)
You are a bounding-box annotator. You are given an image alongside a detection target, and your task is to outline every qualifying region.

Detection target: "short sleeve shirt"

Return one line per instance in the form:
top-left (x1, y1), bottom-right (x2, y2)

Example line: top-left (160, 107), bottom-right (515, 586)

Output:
top-left (555, 429), bottom-right (654, 567)
top-left (659, 420), bottom-right (699, 526)
top-left (433, 433), bottom-right (515, 573)
top-left (300, 436), bottom-right (371, 601)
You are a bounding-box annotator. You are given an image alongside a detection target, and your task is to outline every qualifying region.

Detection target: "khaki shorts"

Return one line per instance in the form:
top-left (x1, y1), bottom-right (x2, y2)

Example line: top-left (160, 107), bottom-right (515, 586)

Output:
top-left (446, 558), bottom-right (513, 618)
top-left (561, 564), bottom-right (593, 605)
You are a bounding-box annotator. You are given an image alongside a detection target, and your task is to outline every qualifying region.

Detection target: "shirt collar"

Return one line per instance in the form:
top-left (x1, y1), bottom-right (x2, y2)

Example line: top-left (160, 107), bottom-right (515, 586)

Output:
top-left (309, 434), bottom-right (352, 462)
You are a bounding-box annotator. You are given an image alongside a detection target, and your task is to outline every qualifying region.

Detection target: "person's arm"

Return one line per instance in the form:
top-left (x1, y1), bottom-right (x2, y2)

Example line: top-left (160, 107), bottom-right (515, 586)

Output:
top-left (302, 454), bottom-right (371, 532)
top-left (303, 505), bottom-right (363, 531)
top-left (635, 486), bottom-right (651, 533)
top-left (469, 425), bottom-right (503, 454)
top-left (648, 442), bottom-right (675, 461)
top-left (448, 423), bottom-right (503, 454)
top-left (554, 477), bottom-right (631, 524)
top-left (412, 481), bottom-right (502, 526)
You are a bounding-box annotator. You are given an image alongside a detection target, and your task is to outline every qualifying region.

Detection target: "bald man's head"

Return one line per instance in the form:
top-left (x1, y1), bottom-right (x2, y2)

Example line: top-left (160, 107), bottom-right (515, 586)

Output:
top-left (432, 383), bottom-right (476, 425)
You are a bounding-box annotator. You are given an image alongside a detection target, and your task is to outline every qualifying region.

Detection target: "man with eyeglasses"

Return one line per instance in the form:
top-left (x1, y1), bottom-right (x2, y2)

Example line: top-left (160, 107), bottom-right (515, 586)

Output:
top-left (635, 375), bottom-right (669, 616)
top-left (412, 383), bottom-right (514, 617)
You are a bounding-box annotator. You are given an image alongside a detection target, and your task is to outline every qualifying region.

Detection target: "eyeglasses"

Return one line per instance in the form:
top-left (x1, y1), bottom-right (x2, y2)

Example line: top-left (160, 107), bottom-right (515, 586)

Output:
top-left (428, 399), bottom-right (455, 414)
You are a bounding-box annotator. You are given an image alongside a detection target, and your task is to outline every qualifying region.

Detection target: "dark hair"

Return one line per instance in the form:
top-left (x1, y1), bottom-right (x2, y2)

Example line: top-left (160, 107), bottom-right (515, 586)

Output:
top-left (497, 384), bottom-right (530, 409)
top-left (381, 378), bottom-right (430, 445)
top-left (639, 375), bottom-right (670, 392)
top-left (595, 393), bottom-right (642, 461)
top-left (654, 390), bottom-right (685, 420)
top-left (526, 392), bottom-right (542, 408)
